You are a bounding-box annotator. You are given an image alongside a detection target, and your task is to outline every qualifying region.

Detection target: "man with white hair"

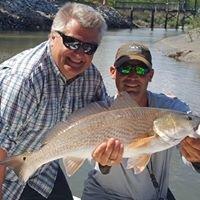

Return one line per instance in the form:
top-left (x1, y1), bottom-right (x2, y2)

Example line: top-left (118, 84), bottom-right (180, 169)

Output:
top-left (0, 2), bottom-right (109, 200)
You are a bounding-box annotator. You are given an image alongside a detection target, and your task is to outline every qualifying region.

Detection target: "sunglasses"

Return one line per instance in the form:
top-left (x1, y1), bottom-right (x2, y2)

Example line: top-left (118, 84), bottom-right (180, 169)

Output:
top-left (117, 64), bottom-right (150, 76)
top-left (56, 31), bottom-right (98, 55)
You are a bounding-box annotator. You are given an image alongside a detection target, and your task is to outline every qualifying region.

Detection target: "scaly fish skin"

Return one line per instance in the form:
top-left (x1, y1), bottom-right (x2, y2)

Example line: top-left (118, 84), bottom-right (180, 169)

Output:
top-left (0, 93), bottom-right (199, 182)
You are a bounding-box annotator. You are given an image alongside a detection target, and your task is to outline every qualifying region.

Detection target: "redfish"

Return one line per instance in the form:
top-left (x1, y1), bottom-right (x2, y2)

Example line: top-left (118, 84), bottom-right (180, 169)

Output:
top-left (0, 92), bottom-right (199, 182)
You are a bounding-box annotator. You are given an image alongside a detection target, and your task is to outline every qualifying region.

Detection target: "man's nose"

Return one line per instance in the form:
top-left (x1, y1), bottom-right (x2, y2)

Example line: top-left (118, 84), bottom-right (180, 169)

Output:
top-left (127, 71), bottom-right (139, 78)
top-left (73, 48), bottom-right (86, 57)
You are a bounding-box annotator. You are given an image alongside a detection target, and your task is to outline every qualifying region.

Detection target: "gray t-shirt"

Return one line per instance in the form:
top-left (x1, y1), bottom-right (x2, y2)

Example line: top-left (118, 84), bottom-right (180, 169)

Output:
top-left (82, 91), bottom-right (190, 200)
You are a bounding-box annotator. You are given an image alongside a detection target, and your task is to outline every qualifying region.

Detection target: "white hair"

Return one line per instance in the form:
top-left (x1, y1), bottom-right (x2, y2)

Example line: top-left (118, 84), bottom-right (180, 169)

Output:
top-left (51, 2), bottom-right (107, 41)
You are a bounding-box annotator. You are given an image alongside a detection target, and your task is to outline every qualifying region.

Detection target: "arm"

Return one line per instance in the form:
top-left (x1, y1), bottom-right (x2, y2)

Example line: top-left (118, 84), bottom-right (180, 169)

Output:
top-left (180, 137), bottom-right (200, 163)
top-left (0, 148), bottom-right (7, 200)
top-left (92, 138), bottom-right (124, 174)
top-left (180, 125), bottom-right (200, 172)
top-left (0, 72), bottom-right (37, 197)
top-left (180, 137), bottom-right (200, 172)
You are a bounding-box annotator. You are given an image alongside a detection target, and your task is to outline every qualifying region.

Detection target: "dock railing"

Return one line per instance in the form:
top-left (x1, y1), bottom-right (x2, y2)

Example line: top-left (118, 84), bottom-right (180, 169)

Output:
top-left (114, 1), bottom-right (179, 11)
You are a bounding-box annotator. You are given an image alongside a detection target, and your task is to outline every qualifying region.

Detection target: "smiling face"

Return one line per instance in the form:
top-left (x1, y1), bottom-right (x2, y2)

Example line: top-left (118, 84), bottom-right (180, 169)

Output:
top-left (110, 60), bottom-right (154, 106)
top-left (50, 18), bottom-right (100, 79)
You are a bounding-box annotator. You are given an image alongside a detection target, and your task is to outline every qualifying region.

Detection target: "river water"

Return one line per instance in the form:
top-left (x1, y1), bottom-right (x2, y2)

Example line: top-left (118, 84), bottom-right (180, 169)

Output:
top-left (0, 29), bottom-right (200, 199)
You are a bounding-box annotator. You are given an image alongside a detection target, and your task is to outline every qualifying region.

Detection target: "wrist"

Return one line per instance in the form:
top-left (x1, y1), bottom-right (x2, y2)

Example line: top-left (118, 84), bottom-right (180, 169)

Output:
top-left (99, 163), bottom-right (111, 174)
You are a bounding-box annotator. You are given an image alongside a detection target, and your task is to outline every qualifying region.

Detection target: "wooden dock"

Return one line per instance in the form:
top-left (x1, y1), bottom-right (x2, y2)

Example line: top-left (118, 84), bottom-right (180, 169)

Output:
top-left (114, 0), bottom-right (198, 30)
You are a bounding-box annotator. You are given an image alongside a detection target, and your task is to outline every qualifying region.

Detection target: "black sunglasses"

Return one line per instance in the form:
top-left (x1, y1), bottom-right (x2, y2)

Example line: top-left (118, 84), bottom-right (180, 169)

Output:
top-left (56, 31), bottom-right (98, 55)
top-left (117, 64), bottom-right (150, 76)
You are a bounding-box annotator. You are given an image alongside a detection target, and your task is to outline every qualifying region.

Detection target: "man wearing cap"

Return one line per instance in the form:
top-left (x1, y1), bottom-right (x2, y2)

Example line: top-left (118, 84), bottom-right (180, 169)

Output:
top-left (82, 42), bottom-right (200, 200)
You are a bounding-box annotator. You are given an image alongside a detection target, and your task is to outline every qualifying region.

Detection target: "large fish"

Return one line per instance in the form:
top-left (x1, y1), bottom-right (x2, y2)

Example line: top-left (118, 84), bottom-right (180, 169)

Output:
top-left (0, 92), bottom-right (199, 182)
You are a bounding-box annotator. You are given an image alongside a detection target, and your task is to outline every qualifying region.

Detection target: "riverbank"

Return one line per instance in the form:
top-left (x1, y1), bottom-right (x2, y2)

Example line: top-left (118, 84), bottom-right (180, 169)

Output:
top-left (0, 0), bottom-right (134, 31)
top-left (155, 28), bottom-right (200, 65)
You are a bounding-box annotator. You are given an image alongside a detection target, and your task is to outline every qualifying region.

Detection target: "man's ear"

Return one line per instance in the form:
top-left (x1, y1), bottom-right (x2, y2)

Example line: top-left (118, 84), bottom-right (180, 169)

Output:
top-left (148, 69), bottom-right (154, 82)
top-left (49, 32), bottom-right (57, 48)
top-left (109, 66), bottom-right (116, 79)
top-left (49, 32), bottom-right (55, 40)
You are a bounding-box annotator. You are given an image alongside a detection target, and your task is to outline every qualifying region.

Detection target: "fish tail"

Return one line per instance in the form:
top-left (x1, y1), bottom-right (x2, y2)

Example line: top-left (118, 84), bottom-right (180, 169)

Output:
top-left (0, 152), bottom-right (35, 182)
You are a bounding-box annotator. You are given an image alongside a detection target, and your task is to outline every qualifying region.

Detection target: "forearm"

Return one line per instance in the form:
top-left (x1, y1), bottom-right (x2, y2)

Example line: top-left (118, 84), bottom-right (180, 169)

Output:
top-left (0, 148), bottom-right (7, 200)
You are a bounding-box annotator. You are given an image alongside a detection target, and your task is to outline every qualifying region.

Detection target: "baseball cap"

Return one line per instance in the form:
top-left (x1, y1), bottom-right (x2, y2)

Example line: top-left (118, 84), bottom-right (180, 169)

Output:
top-left (114, 42), bottom-right (152, 69)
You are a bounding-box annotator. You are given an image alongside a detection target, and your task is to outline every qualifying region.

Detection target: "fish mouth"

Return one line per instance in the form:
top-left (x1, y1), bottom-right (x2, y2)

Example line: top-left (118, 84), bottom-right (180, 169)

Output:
top-left (187, 113), bottom-right (200, 132)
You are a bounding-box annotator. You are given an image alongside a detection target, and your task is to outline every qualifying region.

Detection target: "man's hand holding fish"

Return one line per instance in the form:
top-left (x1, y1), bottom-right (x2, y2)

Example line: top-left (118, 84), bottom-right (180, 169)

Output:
top-left (180, 125), bottom-right (200, 172)
top-left (92, 138), bottom-right (124, 166)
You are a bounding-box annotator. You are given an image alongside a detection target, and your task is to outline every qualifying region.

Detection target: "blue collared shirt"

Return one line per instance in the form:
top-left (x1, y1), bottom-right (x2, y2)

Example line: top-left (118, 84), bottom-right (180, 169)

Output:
top-left (0, 41), bottom-right (107, 200)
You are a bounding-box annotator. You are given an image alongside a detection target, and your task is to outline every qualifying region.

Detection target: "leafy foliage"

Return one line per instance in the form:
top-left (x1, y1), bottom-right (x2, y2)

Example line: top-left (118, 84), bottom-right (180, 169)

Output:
top-left (187, 15), bottom-right (200, 29)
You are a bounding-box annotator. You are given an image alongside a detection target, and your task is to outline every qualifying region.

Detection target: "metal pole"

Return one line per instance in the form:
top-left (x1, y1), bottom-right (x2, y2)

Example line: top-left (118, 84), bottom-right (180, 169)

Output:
top-left (194, 0), bottom-right (197, 16)
top-left (150, 8), bottom-right (155, 31)
top-left (130, 8), bottom-right (134, 30)
top-left (164, 2), bottom-right (169, 29)
top-left (175, 11), bottom-right (180, 30)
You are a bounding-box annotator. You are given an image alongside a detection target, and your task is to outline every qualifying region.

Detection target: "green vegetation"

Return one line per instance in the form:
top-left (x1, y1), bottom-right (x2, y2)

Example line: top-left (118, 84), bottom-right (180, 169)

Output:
top-left (186, 16), bottom-right (200, 42)
top-left (187, 15), bottom-right (200, 29)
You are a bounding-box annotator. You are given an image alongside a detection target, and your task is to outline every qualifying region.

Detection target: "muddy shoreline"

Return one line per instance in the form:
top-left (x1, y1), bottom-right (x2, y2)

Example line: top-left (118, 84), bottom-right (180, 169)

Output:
top-left (155, 29), bottom-right (200, 65)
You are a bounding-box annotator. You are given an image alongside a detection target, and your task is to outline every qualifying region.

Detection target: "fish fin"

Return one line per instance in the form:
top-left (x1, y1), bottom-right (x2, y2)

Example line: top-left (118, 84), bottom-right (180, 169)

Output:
top-left (127, 154), bottom-right (151, 174)
top-left (110, 91), bottom-right (139, 110)
top-left (44, 103), bottom-right (107, 143)
top-left (0, 152), bottom-right (35, 182)
top-left (68, 102), bottom-right (108, 123)
top-left (127, 134), bottom-right (156, 149)
top-left (126, 135), bottom-right (155, 174)
top-left (62, 157), bottom-right (85, 177)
